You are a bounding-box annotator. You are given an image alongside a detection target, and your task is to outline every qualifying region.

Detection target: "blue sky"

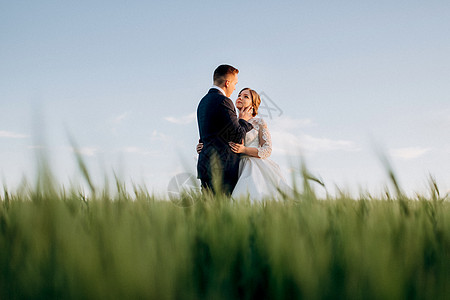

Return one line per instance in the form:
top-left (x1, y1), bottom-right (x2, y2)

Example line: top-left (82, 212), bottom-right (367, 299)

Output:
top-left (1, 1), bottom-right (450, 196)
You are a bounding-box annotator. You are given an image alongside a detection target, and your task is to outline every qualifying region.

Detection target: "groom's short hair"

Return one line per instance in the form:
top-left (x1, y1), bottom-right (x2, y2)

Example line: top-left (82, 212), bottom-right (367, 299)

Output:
top-left (213, 65), bottom-right (239, 86)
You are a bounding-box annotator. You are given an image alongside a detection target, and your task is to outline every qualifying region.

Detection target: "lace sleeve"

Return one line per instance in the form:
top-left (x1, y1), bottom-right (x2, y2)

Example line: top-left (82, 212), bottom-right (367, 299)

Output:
top-left (257, 118), bottom-right (272, 159)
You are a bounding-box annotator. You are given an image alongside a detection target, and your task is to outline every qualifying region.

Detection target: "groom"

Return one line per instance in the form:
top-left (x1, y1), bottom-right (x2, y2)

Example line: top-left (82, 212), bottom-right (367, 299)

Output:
top-left (197, 65), bottom-right (253, 195)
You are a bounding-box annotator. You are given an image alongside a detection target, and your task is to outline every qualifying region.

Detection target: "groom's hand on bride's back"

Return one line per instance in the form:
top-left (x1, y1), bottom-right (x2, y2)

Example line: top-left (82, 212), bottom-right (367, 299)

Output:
top-left (239, 106), bottom-right (253, 121)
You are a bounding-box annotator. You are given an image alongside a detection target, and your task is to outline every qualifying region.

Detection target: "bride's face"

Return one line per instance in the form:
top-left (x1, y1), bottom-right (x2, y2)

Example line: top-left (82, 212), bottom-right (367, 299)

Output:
top-left (235, 89), bottom-right (252, 110)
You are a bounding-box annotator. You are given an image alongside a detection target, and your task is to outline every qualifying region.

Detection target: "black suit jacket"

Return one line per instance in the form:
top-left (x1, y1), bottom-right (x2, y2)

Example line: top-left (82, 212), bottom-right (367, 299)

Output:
top-left (196, 88), bottom-right (253, 194)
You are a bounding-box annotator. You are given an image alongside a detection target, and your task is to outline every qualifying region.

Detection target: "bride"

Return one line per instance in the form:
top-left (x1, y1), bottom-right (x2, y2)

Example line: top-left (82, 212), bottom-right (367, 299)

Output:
top-left (197, 88), bottom-right (292, 202)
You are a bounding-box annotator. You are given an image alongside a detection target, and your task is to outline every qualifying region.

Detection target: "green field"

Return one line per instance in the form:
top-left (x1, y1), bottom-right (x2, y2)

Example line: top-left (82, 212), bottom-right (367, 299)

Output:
top-left (1, 159), bottom-right (449, 299)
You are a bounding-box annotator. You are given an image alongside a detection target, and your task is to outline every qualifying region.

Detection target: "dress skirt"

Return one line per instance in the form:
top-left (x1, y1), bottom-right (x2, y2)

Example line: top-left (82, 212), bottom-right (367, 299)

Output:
top-left (231, 155), bottom-right (292, 202)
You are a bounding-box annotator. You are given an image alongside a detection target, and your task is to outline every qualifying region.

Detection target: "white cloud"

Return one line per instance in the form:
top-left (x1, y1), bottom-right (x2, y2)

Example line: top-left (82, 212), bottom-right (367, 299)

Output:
top-left (271, 130), bottom-right (360, 155)
top-left (0, 130), bottom-right (29, 139)
top-left (109, 112), bottom-right (131, 134)
top-left (269, 116), bottom-right (315, 131)
top-left (122, 147), bottom-right (158, 156)
top-left (151, 130), bottom-right (171, 142)
top-left (71, 147), bottom-right (99, 157)
top-left (429, 108), bottom-right (450, 123)
top-left (113, 112), bottom-right (130, 124)
top-left (27, 145), bottom-right (45, 149)
top-left (165, 112), bottom-right (196, 125)
top-left (390, 147), bottom-right (431, 160)
top-left (301, 134), bottom-right (360, 152)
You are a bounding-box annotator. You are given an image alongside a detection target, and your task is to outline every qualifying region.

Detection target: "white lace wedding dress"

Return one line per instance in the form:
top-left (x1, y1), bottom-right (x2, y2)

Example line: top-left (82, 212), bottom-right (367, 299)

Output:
top-left (231, 117), bottom-right (292, 202)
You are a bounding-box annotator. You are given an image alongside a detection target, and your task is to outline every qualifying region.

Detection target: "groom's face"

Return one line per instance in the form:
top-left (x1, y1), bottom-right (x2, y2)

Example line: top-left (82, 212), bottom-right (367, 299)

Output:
top-left (224, 74), bottom-right (238, 97)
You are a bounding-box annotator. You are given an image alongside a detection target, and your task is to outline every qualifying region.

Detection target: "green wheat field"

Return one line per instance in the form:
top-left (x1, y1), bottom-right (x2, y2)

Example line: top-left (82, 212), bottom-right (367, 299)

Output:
top-left (1, 153), bottom-right (449, 299)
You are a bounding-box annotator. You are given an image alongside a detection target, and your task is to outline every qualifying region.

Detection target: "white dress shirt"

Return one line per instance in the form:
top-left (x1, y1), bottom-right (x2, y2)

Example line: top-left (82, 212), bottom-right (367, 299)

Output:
top-left (210, 85), bottom-right (226, 97)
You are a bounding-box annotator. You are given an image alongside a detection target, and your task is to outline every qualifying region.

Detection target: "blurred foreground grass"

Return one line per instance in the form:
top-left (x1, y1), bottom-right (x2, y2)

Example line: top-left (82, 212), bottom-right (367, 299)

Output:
top-left (1, 162), bottom-right (449, 299)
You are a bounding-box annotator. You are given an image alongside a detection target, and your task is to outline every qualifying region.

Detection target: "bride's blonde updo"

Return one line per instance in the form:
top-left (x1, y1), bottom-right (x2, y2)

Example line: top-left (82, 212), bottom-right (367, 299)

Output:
top-left (239, 88), bottom-right (261, 117)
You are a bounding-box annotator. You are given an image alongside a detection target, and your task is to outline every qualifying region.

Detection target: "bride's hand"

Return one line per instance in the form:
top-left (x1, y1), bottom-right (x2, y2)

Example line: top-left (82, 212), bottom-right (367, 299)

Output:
top-left (229, 139), bottom-right (245, 154)
top-left (196, 143), bottom-right (203, 154)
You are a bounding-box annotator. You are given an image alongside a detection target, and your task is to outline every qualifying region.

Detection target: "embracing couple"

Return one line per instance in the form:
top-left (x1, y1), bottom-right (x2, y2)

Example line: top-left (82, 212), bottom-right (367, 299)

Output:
top-left (196, 65), bottom-right (291, 202)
